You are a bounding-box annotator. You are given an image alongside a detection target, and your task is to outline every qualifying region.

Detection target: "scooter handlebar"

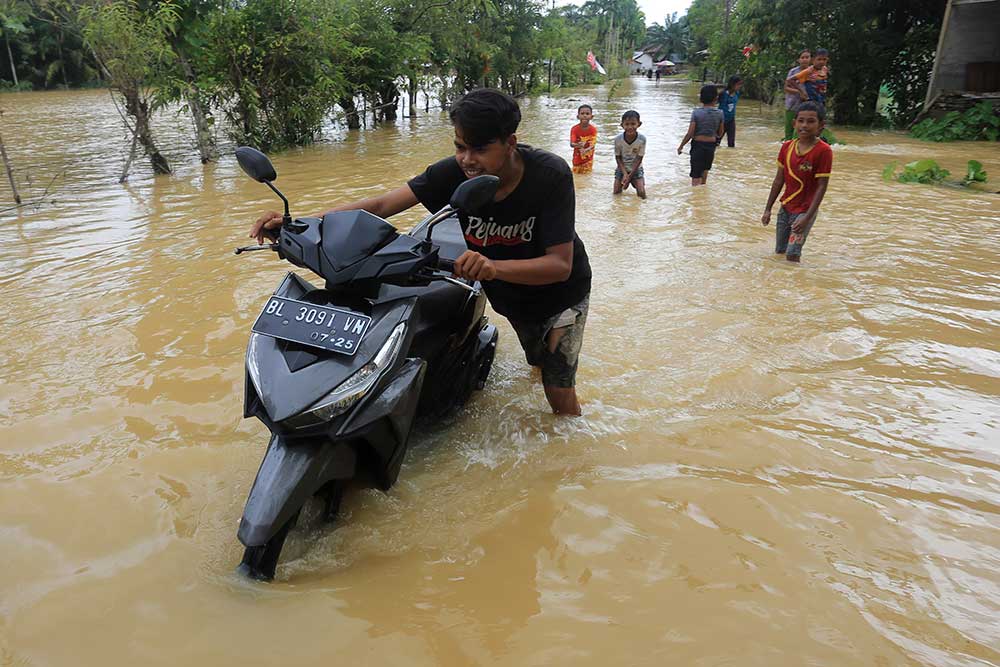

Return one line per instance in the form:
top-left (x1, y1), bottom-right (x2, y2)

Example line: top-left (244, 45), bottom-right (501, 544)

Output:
top-left (437, 257), bottom-right (455, 274)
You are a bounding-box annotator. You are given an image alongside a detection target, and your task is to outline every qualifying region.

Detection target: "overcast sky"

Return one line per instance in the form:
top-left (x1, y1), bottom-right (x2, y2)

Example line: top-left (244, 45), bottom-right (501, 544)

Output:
top-left (557, 0), bottom-right (693, 27)
top-left (635, 0), bottom-right (693, 25)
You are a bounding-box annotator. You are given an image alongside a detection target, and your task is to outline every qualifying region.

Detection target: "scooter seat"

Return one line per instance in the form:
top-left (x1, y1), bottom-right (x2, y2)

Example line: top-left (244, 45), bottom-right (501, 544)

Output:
top-left (378, 280), bottom-right (469, 328)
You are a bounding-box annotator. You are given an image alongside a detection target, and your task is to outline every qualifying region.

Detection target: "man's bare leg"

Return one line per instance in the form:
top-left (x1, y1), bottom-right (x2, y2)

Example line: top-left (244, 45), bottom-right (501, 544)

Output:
top-left (635, 178), bottom-right (647, 199)
top-left (541, 326), bottom-right (581, 415)
top-left (544, 385), bottom-right (581, 415)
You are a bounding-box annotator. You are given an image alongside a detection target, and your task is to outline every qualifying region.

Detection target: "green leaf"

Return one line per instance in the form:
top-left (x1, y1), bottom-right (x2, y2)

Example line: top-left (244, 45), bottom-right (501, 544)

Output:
top-left (964, 160), bottom-right (988, 184)
top-left (905, 159), bottom-right (939, 175)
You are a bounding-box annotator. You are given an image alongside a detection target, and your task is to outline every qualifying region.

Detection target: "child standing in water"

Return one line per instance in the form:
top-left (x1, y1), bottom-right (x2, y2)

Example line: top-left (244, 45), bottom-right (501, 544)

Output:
top-left (614, 110), bottom-right (647, 199)
top-left (569, 104), bottom-right (597, 174)
top-left (760, 102), bottom-right (833, 262)
top-left (677, 85), bottom-right (724, 186)
top-left (717, 75), bottom-right (743, 148)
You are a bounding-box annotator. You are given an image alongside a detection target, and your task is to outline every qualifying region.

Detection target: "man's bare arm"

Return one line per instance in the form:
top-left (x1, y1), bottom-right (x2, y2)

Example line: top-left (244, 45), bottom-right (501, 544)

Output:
top-left (761, 166), bottom-right (785, 226)
top-left (455, 242), bottom-right (574, 285)
top-left (316, 185), bottom-right (419, 219)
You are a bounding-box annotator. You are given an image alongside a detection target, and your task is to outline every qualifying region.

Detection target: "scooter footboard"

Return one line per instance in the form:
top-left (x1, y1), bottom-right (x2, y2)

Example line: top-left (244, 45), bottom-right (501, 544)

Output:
top-left (238, 434), bottom-right (357, 547)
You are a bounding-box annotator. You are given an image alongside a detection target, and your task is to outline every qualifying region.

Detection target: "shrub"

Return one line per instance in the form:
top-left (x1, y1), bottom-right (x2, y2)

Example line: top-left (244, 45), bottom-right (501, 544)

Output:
top-left (911, 102), bottom-right (1000, 142)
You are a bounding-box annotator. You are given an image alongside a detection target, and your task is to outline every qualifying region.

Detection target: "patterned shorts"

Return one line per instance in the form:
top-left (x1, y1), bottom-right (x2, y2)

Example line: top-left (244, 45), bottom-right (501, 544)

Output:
top-left (776, 208), bottom-right (816, 258)
top-left (614, 166), bottom-right (645, 183)
top-left (509, 294), bottom-right (589, 388)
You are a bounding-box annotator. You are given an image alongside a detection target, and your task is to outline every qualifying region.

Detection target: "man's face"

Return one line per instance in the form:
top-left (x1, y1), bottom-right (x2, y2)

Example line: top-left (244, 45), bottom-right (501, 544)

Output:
top-left (798, 51), bottom-right (811, 67)
top-left (621, 118), bottom-right (641, 135)
top-left (453, 128), bottom-right (514, 178)
top-left (577, 107), bottom-right (593, 124)
top-left (795, 110), bottom-right (823, 139)
top-left (813, 55), bottom-right (829, 70)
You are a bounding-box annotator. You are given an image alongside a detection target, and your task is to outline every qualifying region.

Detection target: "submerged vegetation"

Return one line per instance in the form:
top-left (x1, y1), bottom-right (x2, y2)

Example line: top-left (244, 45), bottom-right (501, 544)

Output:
top-left (2, 0), bottom-right (647, 173)
top-left (910, 102), bottom-right (1000, 143)
top-left (883, 159), bottom-right (990, 189)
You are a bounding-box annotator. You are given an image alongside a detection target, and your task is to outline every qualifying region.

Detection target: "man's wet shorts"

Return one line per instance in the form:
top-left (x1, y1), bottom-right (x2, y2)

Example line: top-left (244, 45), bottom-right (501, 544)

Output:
top-left (509, 294), bottom-right (589, 388)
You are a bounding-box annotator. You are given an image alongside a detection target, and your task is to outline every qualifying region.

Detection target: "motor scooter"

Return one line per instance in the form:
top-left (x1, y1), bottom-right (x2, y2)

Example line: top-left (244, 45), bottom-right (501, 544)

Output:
top-left (231, 147), bottom-right (499, 580)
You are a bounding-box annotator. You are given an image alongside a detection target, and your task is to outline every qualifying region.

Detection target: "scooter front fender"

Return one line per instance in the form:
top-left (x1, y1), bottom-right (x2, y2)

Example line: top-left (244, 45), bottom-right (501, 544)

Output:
top-left (238, 434), bottom-right (357, 547)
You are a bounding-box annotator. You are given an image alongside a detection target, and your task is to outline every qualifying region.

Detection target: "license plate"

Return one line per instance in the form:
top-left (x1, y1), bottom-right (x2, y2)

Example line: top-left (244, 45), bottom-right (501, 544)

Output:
top-left (251, 296), bottom-right (372, 355)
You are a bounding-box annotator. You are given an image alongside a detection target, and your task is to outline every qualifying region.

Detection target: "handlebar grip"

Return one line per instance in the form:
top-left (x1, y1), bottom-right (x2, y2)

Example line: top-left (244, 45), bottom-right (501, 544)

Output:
top-left (437, 257), bottom-right (455, 274)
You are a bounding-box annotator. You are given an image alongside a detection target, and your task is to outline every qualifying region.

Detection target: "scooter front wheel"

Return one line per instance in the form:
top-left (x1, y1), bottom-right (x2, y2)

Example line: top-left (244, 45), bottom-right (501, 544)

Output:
top-left (237, 510), bottom-right (299, 581)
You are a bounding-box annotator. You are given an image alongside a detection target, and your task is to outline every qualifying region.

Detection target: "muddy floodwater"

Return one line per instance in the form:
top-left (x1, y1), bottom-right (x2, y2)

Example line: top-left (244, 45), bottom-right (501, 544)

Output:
top-left (2, 79), bottom-right (999, 666)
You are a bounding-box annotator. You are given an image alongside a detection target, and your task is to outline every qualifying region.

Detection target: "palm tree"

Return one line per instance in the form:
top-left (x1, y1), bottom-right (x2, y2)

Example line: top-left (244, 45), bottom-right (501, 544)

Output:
top-left (645, 11), bottom-right (689, 62)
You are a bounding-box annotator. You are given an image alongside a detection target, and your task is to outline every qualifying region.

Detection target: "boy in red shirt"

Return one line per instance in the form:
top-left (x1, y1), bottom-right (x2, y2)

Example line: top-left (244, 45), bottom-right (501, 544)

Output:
top-left (760, 101), bottom-right (832, 262)
top-left (569, 104), bottom-right (597, 174)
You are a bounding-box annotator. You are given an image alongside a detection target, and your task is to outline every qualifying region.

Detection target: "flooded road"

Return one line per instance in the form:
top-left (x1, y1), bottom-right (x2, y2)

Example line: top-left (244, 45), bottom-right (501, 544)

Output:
top-left (2, 79), bottom-right (999, 666)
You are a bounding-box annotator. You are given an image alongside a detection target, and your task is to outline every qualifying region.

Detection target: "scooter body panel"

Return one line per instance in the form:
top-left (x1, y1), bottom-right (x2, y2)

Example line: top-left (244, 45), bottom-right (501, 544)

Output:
top-left (238, 207), bottom-right (498, 560)
top-left (238, 434), bottom-right (357, 546)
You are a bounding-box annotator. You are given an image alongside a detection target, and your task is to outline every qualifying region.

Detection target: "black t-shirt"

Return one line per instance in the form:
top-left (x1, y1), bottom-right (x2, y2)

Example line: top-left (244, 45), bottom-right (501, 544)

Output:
top-left (407, 145), bottom-right (592, 322)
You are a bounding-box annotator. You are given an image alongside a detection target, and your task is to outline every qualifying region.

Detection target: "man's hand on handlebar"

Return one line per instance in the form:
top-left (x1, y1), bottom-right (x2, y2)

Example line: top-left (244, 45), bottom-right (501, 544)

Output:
top-left (250, 211), bottom-right (283, 245)
top-left (454, 250), bottom-right (497, 282)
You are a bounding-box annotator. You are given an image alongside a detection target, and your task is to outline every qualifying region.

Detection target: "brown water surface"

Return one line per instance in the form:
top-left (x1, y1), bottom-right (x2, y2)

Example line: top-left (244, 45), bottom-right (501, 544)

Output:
top-left (2, 80), bottom-right (999, 666)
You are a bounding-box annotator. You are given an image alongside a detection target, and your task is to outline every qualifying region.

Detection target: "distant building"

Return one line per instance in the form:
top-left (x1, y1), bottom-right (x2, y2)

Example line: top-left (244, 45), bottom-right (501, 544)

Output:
top-left (921, 0), bottom-right (1000, 119)
top-left (632, 47), bottom-right (658, 74)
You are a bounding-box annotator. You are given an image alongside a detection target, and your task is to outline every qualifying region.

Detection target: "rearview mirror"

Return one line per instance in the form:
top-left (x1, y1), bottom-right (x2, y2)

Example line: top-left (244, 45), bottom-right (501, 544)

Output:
top-left (449, 175), bottom-right (499, 212)
top-left (236, 146), bottom-right (277, 183)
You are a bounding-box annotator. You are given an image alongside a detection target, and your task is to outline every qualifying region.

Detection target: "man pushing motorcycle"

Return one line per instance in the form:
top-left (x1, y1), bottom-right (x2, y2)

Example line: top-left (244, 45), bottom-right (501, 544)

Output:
top-left (250, 89), bottom-right (592, 415)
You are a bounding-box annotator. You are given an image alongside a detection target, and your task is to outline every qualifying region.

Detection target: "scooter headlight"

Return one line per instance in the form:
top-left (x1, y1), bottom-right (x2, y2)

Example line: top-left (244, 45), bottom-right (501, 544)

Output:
top-left (247, 333), bottom-right (265, 399)
top-left (304, 322), bottom-right (407, 422)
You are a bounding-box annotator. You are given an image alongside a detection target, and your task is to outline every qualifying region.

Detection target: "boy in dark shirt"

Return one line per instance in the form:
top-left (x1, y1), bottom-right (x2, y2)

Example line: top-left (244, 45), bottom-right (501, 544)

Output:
top-left (250, 89), bottom-right (592, 415)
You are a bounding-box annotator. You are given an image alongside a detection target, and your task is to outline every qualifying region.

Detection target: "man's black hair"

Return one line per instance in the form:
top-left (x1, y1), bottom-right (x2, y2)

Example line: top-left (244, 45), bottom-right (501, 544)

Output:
top-left (796, 101), bottom-right (825, 121)
top-left (621, 109), bottom-right (640, 122)
top-left (449, 88), bottom-right (521, 147)
top-left (798, 48), bottom-right (811, 57)
top-left (578, 103), bottom-right (593, 113)
top-left (726, 75), bottom-right (743, 91)
top-left (814, 48), bottom-right (829, 57)
top-left (699, 85), bottom-right (719, 104)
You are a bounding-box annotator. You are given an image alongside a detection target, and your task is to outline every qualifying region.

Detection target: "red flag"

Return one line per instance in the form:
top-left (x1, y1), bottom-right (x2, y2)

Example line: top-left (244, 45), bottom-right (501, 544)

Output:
top-left (586, 51), bottom-right (607, 75)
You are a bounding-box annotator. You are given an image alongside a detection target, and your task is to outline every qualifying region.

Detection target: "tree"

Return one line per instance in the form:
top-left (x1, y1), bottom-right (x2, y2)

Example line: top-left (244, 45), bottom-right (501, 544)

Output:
top-left (683, 0), bottom-right (946, 126)
top-left (0, 0), bottom-right (30, 88)
top-left (645, 12), bottom-right (690, 62)
top-left (0, 106), bottom-right (20, 203)
top-left (582, 0), bottom-right (645, 75)
top-left (203, 0), bottom-right (353, 150)
top-left (155, 0), bottom-right (219, 163)
top-left (79, 0), bottom-right (178, 176)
